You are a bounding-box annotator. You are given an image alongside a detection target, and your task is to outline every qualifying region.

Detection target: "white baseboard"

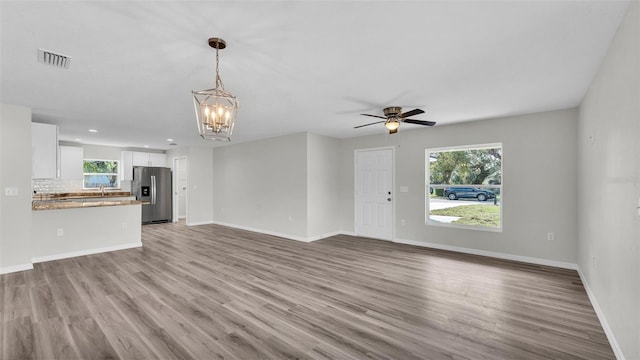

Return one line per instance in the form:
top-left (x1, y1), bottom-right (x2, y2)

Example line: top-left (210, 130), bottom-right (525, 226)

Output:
top-left (307, 230), bottom-right (351, 242)
top-left (576, 267), bottom-right (625, 360)
top-left (339, 230), bottom-right (356, 237)
top-left (0, 263), bottom-right (34, 275)
top-left (211, 221), bottom-right (313, 242)
top-left (393, 237), bottom-right (578, 270)
top-left (31, 242), bottom-right (143, 264)
top-left (210, 221), bottom-right (351, 243)
top-left (186, 220), bottom-right (214, 226)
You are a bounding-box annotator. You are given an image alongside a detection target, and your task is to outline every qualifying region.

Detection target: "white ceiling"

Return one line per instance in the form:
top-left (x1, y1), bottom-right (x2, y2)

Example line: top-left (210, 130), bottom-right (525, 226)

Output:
top-left (0, 1), bottom-right (630, 150)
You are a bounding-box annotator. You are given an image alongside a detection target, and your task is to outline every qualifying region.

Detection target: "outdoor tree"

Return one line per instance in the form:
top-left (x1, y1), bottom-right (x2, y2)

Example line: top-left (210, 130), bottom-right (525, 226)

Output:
top-left (430, 151), bottom-right (468, 184)
top-left (429, 148), bottom-right (501, 185)
top-left (83, 160), bottom-right (118, 173)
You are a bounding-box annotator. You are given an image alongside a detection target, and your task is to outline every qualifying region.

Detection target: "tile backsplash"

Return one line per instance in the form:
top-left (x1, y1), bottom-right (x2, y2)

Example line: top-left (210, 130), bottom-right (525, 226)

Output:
top-left (32, 179), bottom-right (131, 194)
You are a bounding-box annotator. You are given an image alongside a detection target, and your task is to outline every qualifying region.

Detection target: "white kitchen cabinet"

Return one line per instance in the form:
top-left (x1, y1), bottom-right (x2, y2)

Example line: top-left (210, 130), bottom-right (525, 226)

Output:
top-left (59, 146), bottom-right (84, 180)
top-left (131, 151), bottom-right (167, 167)
top-left (149, 153), bottom-right (166, 167)
top-left (32, 122), bottom-right (58, 179)
top-left (132, 151), bottom-right (150, 166)
top-left (122, 151), bottom-right (167, 180)
top-left (120, 151), bottom-right (134, 180)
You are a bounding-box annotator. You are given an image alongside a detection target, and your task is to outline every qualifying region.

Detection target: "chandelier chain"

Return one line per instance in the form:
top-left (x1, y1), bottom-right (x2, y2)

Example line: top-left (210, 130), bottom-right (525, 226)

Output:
top-left (215, 46), bottom-right (225, 89)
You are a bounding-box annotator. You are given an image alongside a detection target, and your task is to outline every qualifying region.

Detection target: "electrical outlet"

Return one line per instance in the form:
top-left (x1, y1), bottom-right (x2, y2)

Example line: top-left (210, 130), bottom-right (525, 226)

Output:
top-left (122, 222), bottom-right (128, 230)
top-left (400, 219), bottom-right (406, 226)
top-left (547, 232), bottom-right (555, 241)
top-left (56, 228), bottom-right (63, 236)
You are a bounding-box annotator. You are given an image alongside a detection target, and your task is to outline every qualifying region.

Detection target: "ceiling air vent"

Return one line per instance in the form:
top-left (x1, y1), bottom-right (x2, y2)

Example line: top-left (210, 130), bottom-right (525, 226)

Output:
top-left (38, 49), bottom-right (71, 69)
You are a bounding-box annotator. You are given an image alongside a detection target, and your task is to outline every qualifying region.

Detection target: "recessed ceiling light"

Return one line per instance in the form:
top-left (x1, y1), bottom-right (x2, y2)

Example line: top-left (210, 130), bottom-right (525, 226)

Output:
top-left (166, 138), bottom-right (174, 142)
top-left (74, 138), bottom-right (82, 141)
top-left (88, 129), bottom-right (98, 133)
top-left (143, 145), bottom-right (149, 148)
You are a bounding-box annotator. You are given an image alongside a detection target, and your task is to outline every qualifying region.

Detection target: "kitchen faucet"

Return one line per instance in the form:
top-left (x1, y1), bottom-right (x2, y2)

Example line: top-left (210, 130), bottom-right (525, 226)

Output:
top-left (100, 184), bottom-right (105, 197)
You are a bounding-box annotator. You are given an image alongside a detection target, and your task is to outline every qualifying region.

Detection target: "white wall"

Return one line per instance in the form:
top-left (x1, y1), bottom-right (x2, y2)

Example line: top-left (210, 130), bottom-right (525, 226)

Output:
top-left (307, 133), bottom-right (341, 239)
top-left (339, 109), bottom-right (579, 265)
top-left (83, 144), bottom-right (123, 160)
top-left (0, 104), bottom-right (33, 273)
top-left (578, 2), bottom-right (639, 359)
top-left (212, 133), bottom-right (309, 238)
top-left (167, 146), bottom-right (214, 225)
top-left (187, 147), bottom-right (214, 225)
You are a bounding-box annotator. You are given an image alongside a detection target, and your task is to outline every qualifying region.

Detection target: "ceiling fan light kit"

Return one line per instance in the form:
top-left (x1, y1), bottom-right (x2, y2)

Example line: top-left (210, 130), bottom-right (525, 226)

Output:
top-left (192, 37), bottom-right (240, 142)
top-left (356, 106), bottom-right (436, 134)
top-left (385, 119), bottom-right (400, 131)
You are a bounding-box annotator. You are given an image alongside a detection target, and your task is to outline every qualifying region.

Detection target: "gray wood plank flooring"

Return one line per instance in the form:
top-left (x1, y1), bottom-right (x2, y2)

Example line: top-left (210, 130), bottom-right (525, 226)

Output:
top-left (1, 222), bottom-right (614, 359)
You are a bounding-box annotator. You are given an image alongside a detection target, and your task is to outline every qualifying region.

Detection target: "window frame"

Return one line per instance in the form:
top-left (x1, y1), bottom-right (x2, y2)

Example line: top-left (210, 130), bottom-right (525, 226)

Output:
top-left (425, 143), bottom-right (503, 232)
top-left (82, 159), bottom-right (121, 190)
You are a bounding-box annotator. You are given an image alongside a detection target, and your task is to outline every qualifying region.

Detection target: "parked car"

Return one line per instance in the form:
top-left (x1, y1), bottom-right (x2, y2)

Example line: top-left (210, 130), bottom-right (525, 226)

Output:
top-left (444, 187), bottom-right (495, 201)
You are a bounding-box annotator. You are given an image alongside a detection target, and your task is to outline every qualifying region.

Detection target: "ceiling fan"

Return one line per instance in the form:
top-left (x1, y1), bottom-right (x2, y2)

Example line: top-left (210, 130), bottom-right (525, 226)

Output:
top-left (355, 107), bottom-right (436, 134)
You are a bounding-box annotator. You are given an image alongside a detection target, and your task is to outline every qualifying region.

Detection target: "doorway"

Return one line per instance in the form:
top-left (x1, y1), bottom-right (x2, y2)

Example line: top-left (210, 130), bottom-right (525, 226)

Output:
top-left (172, 157), bottom-right (188, 222)
top-left (355, 147), bottom-right (394, 241)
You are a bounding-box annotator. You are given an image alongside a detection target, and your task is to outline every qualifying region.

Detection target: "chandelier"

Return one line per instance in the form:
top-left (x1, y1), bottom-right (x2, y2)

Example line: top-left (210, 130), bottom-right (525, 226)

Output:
top-left (192, 38), bottom-right (239, 141)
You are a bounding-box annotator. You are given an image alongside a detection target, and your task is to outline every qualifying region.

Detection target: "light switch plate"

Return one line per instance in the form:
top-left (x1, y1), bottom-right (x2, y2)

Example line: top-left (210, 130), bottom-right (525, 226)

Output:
top-left (4, 187), bottom-right (18, 196)
top-left (399, 186), bottom-right (409, 193)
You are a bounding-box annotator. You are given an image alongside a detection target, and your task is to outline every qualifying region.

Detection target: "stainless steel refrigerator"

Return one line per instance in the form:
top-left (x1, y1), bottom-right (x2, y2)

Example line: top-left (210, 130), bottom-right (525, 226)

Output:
top-left (132, 166), bottom-right (172, 223)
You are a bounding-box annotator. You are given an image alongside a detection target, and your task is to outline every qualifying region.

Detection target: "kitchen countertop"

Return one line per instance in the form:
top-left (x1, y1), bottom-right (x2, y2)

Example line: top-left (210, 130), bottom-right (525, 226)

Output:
top-left (33, 191), bottom-right (132, 201)
top-left (32, 199), bottom-right (144, 211)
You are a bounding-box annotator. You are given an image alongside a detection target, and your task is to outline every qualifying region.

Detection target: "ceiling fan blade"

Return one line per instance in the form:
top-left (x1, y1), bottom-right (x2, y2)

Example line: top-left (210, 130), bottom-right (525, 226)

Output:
top-left (399, 109), bottom-right (425, 118)
top-left (360, 113), bottom-right (387, 119)
top-left (389, 128), bottom-right (398, 134)
top-left (402, 119), bottom-right (436, 126)
top-left (354, 120), bottom-right (386, 129)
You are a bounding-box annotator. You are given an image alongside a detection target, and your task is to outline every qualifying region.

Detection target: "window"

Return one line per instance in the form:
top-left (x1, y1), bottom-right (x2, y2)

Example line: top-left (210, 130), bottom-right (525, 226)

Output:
top-left (426, 143), bottom-right (502, 231)
top-left (83, 159), bottom-right (120, 189)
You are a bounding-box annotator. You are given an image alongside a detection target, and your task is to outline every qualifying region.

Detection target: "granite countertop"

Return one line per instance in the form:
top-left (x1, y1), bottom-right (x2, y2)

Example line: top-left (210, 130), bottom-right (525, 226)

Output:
top-left (33, 191), bottom-right (132, 201)
top-left (32, 199), bottom-right (144, 211)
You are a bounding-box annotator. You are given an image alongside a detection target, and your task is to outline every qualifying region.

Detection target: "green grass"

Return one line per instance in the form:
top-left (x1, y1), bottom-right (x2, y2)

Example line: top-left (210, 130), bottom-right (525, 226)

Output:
top-left (430, 204), bottom-right (501, 227)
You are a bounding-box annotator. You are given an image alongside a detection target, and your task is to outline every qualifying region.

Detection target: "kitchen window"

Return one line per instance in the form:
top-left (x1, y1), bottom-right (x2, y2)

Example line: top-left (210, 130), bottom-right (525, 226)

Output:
top-left (426, 143), bottom-right (502, 231)
top-left (83, 159), bottom-right (120, 189)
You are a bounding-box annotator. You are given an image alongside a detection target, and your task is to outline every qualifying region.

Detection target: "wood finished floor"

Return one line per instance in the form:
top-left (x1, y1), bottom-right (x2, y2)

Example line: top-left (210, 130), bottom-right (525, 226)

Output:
top-left (1, 222), bottom-right (614, 359)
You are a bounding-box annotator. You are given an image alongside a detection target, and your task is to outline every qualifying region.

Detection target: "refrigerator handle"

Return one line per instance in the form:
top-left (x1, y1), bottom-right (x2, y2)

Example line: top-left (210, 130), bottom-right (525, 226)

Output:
top-left (151, 175), bottom-right (156, 205)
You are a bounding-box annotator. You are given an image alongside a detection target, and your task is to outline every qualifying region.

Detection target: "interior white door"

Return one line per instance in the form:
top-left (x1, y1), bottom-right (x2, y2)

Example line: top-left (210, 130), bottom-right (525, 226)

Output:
top-left (177, 158), bottom-right (187, 218)
top-left (172, 157), bottom-right (188, 222)
top-left (355, 148), bottom-right (393, 240)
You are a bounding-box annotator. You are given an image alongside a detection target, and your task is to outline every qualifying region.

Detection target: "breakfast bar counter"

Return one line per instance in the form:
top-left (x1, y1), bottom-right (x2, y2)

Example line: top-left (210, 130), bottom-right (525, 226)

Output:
top-left (31, 193), bottom-right (142, 263)
top-left (32, 199), bottom-right (143, 210)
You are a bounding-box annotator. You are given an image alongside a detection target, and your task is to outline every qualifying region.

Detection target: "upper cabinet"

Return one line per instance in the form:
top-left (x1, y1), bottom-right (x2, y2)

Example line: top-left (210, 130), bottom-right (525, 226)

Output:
top-left (121, 151), bottom-right (167, 181)
top-left (132, 151), bottom-right (166, 167)
top-left (31, 122), bottom-right (58, 179)
top-left (132, 151), bottom-right (150, 167)
top-left (149, 153), bottom-right (167, 167)
top-left (59, 146), bottom-right (84, 180)
top-left (121, 151), bottom-right (134, 181)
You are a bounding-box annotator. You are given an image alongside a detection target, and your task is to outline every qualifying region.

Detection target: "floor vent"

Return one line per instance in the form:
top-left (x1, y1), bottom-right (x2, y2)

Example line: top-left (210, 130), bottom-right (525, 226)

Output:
top-left (38, 49), bottom-right (71, 69)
